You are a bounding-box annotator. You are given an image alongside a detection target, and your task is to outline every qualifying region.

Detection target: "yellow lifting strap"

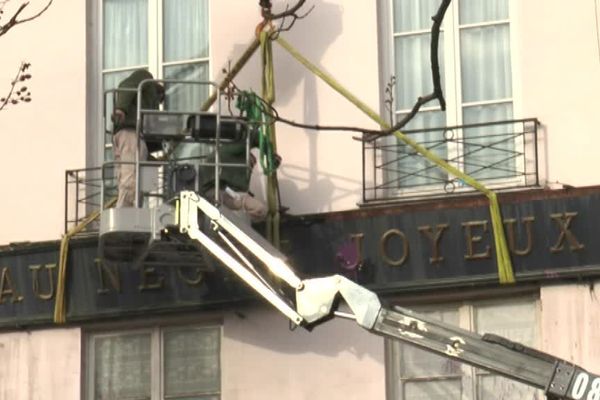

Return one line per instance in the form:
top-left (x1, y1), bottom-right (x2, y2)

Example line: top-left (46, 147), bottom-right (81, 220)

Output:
top-left (275, 36), bottom-right (515, 283)
top-left (200, 37), bottom-right (260, 112)
top-left (54, 198), bottom-right (117, 323)
top-left (260, 30), bottom-right (281, 248)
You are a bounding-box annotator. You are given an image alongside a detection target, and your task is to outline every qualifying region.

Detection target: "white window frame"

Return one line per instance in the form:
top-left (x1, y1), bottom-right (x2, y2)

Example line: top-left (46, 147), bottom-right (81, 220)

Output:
top-left (378, 0), bottom-right (524, 197)
top-left (385, 296), bottom-right (541, 400)
top-left (85, 322), bottom-right (222, 400)
top-left (92, 0), bottom-right (212, 163)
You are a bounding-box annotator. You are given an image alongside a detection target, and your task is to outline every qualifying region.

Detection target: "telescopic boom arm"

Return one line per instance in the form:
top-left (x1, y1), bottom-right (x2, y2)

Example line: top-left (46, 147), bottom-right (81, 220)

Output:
top-left (175, 190), bottom-right (600, 400)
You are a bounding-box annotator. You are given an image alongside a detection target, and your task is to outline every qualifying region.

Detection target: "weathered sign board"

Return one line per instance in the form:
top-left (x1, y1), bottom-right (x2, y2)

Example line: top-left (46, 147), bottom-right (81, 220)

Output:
top-left (0, 187), bottom-right (598, 327)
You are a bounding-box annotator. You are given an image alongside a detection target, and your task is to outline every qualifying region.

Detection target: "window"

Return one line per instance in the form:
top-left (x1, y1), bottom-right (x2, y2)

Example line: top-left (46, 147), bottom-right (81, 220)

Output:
top-left (100, 0), bottom-right (210, 161)
top-left (86, 325), bottom-right (221, 400)
top-left (386, 299), bottom-right (542, 400)
top-left (382, 0), bottom-right (519, 192)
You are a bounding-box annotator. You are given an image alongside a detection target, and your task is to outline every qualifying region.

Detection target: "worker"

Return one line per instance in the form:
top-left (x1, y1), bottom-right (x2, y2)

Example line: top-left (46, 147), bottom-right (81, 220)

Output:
top-left (111, 69), bottom-right (164, 207)
top-left (200, 128), bottom-right (280, 223)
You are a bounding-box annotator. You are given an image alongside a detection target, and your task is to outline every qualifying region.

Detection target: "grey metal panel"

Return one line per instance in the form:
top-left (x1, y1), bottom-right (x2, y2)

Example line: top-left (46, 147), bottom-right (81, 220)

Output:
top-left (100, 208), bottom-right (155, 235)
top-left (99, 204), bottom-right (175, 237)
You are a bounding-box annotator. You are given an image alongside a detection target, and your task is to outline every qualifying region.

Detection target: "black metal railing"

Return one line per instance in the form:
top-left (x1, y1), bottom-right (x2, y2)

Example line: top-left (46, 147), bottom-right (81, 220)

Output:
top-left (64, 166), bottom-right (114, 234)
top-left (362, 118), bottom-right (541, 204)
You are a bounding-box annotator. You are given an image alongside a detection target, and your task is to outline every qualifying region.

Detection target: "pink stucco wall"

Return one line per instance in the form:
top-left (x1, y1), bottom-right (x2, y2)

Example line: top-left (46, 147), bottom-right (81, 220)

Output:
top-left (212, 1), bottom-right (381, 215)
top-left (0, 328), bottom-right (81, 400)
top-left (0, 0), bottom-right (86, 245)
top-left (541, 282), bottom-right (600, 373)
top-left (517, 0), bottom-right (600, 187)
top-left (222, 306), bottom-right (385, 400)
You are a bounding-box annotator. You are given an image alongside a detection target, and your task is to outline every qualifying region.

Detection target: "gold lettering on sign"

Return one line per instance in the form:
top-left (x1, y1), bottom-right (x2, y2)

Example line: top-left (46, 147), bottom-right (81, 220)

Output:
top-left (418, 224), bottom-right (449, 264)
top-left (380, 229), bottom-right (409, 267)
top-left (504, 217), bottom-right (535, 256)
top-left (177, 267), bottom-right (203, 286)
top-left (139, 265), bottom-right (165, 291)
top-left (0, 267), bottom-right (23, 303)
top-left (350, 233), bottom-right (365, 267)
top-left (95, 259), bottom-right (121, 294)
top-left (29, 263), bottom-right (56, 300)
top-left (550, 212), bottom-right (585, 253)
top-left (462, 221), bottom-right (492, 260)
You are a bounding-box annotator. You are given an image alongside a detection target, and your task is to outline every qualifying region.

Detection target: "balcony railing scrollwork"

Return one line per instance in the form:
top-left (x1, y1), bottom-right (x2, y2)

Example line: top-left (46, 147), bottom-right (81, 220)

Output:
top-left (362, 118), bottom-right (541, 204)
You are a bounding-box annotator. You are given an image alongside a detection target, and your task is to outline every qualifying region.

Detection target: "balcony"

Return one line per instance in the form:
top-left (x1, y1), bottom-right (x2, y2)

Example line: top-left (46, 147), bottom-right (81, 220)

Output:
top-left (361, 118), bottom-right (541, 204)
top-left (66, 118), bottom-right (542, 233)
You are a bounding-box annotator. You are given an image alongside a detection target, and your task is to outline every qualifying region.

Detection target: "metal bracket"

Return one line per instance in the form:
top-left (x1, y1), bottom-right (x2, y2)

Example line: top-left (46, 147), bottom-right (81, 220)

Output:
top-left (296, 275), bottom-right (381, 329)
top-left (546, 361), bottom-right (575, 398)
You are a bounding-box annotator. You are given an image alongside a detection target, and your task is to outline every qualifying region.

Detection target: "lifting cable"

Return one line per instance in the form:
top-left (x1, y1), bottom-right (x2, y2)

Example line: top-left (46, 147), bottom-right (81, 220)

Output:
top-left (274, 36), bottom-right (515, 284)
top-left (260, 29), bottom-right (282, 248)
top-left (54, 198), bottom-right (116, 323)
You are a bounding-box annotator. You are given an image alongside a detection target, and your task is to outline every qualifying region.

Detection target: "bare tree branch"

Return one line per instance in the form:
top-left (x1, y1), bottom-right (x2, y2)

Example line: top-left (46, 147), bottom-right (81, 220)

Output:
top-left (366, 0), bottom-right (451, 142)
top-left (258, 0), bottom-right (314, 37)
top-left (250, 0), bottom-right (452, 143)
top-left (236, 92), bottom-right (373, 137)
top-left (0, 62), bottom-right (32, 111)
top-left (429, 0), bottom-right (450, 111)
top-left (0, 0), bottom-right (53, 38)
top-left (260, 0), bottom-right (306, 20)
top-left (0, 0), bottom-right (52, 111)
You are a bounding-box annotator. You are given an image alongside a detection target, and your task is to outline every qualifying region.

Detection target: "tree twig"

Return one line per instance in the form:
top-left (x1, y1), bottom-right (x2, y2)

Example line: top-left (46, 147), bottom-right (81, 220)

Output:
top-left (261, 0), bottom-right (306, 20)
top-left (0, 0), bottom-right (53, 38)
top-left (0, 61), bottom-right (32, 111)
top-left (258, 0), bottom-right (314, 38)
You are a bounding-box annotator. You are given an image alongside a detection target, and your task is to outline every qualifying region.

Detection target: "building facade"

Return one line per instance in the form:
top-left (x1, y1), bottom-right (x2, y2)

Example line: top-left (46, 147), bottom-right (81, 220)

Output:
top-left (1, 0), bottom-right (600, 399)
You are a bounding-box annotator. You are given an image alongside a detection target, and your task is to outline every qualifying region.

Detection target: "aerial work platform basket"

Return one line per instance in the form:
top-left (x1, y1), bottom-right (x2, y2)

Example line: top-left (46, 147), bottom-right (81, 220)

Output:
top-left (99, 79), bottom-right (253, 268)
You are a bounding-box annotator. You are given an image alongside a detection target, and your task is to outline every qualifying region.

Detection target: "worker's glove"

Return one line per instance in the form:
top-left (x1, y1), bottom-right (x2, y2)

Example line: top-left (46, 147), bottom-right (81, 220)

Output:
top-left (111, 109), bottom-right (126, 125)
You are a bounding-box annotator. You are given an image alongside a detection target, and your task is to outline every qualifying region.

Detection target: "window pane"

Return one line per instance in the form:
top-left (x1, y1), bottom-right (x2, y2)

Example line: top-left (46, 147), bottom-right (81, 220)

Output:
top-left (163, 0), bottom-right (209, 62)
top-left (164, 62), bottom-right (210, 112)
top-left (459, 0), bottom-right (508, 25)
top-left (478, 374), bottom-right (542, 400)
top-left (393, 0), bottom-right (442, 33)
top-left (400, 343), bottom-right (462, 378)
top-left (399, 308), bottom-right (460, 378)
top-left (463, 103), bottom-right (514, 180)
top-left (395, 33), bottom-right (445, 110)
top-left (393, 110), bottom-right (447, 188)
top-left (475, 301), bottom-right (536, 345)
top-left (94, 333), bottom-right (151, 400)
top-left (475, 301), bottom-right (542, 400)
top-left (460, 24), bottom-right (512, 103)
top-left (388, 302), bottom-right (539, 400)
top-left (164, 327), bottom-right (220, 397)
top-left (404, 380), bottom-right (462, 400)
top-left (103, 0), bottom-right (148, 69)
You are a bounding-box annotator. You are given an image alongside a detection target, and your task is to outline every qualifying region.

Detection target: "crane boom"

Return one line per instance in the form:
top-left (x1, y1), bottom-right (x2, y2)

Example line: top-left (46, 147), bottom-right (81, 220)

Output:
top-left (173, 190), bottom-right (599, 400)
